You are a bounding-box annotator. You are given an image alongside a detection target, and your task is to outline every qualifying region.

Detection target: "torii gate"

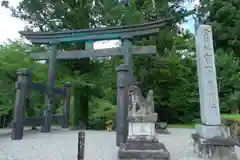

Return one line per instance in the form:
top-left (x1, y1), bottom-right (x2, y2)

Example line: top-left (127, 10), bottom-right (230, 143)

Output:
top-left (19, 18), bottom-right (172, 146)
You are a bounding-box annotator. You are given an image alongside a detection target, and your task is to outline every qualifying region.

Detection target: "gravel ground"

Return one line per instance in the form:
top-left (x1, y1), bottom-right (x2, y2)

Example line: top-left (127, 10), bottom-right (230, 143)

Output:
top-left (0, 128), bottom-right (239, 160)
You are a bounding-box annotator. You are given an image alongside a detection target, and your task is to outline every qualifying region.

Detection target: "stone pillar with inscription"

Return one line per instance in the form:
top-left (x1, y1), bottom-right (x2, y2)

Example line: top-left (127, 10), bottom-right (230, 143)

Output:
top-left (192, 25), bottom-right (238, 159)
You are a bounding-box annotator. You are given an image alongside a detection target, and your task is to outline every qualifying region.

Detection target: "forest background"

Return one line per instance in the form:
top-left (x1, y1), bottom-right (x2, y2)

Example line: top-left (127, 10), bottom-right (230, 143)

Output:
top-left (0, 0), bottom-right (240, 129)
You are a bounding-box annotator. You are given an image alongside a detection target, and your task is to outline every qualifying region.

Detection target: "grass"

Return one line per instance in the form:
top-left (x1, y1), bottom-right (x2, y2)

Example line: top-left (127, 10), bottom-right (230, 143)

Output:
top-left (168, 124), bottom-right (195, 129)
top-left (221, 114), bottom-right (240, 120)
top-left (168, 114), bottom-right (240, 129)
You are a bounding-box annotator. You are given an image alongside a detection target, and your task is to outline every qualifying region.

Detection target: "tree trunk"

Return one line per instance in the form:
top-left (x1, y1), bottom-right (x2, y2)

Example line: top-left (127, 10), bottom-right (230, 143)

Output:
top-left (72, 87), bottom-right (89, 129)
top-left (231, 104), bottom-right (239, 114)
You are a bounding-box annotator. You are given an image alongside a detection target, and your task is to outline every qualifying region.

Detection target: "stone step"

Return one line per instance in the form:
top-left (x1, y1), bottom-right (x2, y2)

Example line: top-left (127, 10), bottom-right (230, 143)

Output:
top-left (118, 149), bottom-right (170, 159)
top-left (125, 141), bottom-right (166, 150)
top-left (127, 137), bottom-right (159, 143)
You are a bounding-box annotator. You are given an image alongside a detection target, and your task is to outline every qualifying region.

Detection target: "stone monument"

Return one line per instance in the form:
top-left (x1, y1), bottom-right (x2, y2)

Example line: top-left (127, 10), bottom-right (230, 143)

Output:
top-left (192, 25), bottom-right (238, 159)
top-left (118, 85), bottom-right (170, 160)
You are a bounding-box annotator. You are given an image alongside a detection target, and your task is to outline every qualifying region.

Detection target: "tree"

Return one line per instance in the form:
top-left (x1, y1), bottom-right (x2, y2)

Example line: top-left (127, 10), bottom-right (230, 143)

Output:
top-left (0, 41), bottom-right (47, 125)
top-left (226, 91), bottom-right (240, 114)
top-left (196, 0), bottom-right (240, 57)
top-left (1, 0), bottom-right (103, 128)
top-left (0, 40), bottom-right (76, 126)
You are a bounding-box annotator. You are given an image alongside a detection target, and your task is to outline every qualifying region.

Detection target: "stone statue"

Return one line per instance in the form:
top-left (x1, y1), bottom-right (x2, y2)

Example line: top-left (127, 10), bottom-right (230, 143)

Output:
top-left (128, 85), bottom-right (154, 115)
top-left (122, 85), bottom-right (169, 160)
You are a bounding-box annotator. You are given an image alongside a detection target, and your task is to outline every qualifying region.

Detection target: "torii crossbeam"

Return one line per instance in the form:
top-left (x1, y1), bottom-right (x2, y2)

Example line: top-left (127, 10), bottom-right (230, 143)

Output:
top-left (20, 19), bottom-right (172, 44)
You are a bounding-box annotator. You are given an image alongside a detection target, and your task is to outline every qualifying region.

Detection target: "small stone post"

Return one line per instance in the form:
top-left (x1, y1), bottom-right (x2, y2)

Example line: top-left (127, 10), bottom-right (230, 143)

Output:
top-left (62, 82), bottom-right (72, 128)
top-left (116, 64), bottom-right (130, 147)
top-left (77, 131), bottom-right (85, 160)
top-left (11, 68), bottom-right (31, 140)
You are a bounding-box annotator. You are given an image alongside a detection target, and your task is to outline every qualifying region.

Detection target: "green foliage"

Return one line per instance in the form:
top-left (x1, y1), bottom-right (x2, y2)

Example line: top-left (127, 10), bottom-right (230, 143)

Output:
top-left (214, 50), bottom-right (240, 113)
top-left (0, 41), bottom-right (72, 120)
top-left (137, 54), bottom-right (199, 123)
top-left (89, 98), bottom-right (116, 130)
top-left (197, 0), bottom-right (240, 56)
top-left (0, 41), bottom-right (47, 116)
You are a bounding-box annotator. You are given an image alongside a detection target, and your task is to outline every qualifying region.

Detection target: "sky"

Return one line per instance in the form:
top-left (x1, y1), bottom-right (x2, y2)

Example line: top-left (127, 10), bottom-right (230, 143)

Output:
top-left (0, 0), bottom-right (199, 47)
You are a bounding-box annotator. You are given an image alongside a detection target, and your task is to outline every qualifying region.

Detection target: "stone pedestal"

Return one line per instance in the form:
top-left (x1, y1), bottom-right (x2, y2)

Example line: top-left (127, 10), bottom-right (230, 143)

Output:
top-left (118, 113), bottom-right (170, 160)
top-left (155, 122), bottom-right (169, 134)
top-left (192, 124), bottom-right (239, 160)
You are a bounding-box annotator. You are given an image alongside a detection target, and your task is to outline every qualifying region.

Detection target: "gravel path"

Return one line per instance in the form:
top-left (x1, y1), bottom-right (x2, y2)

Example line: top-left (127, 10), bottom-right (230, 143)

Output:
top-left (0, 128), bottom-right (239, 160)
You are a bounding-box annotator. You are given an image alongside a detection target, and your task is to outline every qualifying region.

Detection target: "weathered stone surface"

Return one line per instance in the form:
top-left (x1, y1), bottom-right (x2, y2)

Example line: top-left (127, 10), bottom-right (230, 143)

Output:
top-left (192, 133), bottom-right (239, 160)
top-left (222, 118), bottom-right (240, 143)
top-left (195, 25), bottom-right (221, 126)
top-left (127, 136), bottom-right (158, 142)
top-left (118, 140), bottom-right (170, 159)
top-left (128, 86), bottom-right (154, 116)
top-left (118, 149), bottom-right (170, 159)
top-left (194, 24), bottom-right (238, 159)
top-left (128, 122), bottom-right (155, 136)
top-left (195, 124), bottom-right (229, 139)
top-left (128, 114), bottom-right (158, 122)
top-left (124, 138), bottom-right (166, 150)
top-left (119, 133), bottom-right (170, 159)
top-left (122, 86), bottom-right (170, 159)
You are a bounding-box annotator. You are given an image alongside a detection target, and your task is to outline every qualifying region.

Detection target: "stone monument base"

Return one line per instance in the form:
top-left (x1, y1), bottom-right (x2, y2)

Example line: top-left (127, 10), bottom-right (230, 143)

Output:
top-left (192, 124), bottom-right (239, 160)
top-left (118, 114), bottom-right (170, 160)
top-left (155, 122), bottom-right (170, 135)
top-left (118, 136), bottom-right (170, 160)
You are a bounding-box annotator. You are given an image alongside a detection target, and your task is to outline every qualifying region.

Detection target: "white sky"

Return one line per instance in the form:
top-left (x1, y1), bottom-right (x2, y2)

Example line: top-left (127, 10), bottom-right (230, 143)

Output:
top-left (0, 0), bottom-right (199, 47)
top-left (0, 0), bottom-right (25, 43)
